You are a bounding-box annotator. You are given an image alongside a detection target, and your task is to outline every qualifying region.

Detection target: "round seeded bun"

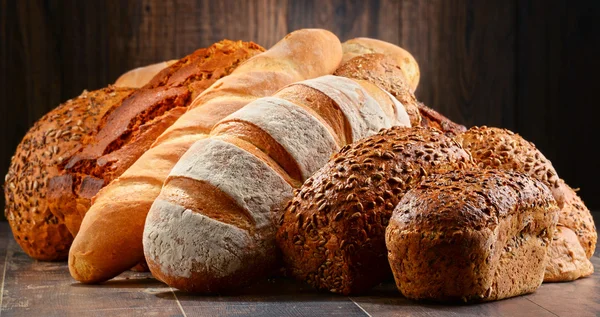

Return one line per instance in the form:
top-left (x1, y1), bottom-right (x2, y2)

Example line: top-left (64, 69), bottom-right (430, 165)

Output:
top-left (276, 126), bottom-right (474, 295)
top-left (3, 86), bottom-right (134, 261)
top-left (456, 126), bottom-right (596, 259)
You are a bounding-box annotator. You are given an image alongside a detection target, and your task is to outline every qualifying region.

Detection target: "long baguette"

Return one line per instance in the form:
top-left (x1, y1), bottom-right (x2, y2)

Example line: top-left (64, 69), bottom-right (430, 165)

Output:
top-left (113, 60), bottom-right (178, 88)
top-left (68, 29), bottom-right (343, 284)
top-left (143, 75), bottom-right (411, 293)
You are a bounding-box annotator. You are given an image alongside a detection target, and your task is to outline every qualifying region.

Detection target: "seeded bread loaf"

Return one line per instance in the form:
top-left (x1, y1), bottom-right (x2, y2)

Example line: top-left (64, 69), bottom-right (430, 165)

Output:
top-left (69, 29), bottom-right (344, 284)
top-left (386, 169), bottom-right (558, 302)
top-left (4, 86), bottom-right (134, 260)
top-left (342, 38), bottom-right (420, 92)
top-left (455, 126), bottom-right (596, 281)
top-left (276, 126), bottom-right (474, 295)
top-left (47, 40), bottom-right (264, 237)
top-left (333, 53), bottom-right (466, 134)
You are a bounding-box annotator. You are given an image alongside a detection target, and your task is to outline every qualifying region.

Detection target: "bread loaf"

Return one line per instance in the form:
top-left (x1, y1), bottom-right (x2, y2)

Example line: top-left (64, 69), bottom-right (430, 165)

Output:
top-left (143, 75), bottom-right (411, 293)
top-left (276, 126), bottom-right (474, 295)
top-left (69, 29), bottom-right (344, 284)
top-left (334, 53), bottom-right (466, 134)
top-left (47, 40), bottom-right (263, 237)
top-left (455, 126), bottom-right (596, 281)
top-left (4, 87), bottom-right (134, 260)
top-left (342, 38), bottom-right (420, 92)
top-left (386, 169), bottom-right (558, 302)
top-left (114, 60), bottom-right (177, 88)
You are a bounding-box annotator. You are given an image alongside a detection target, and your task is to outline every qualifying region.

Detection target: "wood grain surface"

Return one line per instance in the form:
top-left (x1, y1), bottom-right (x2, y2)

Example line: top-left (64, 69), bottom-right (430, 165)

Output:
top-left (0, 1), bottom-right (599, 212)
top-left (0, 220), bottom-right (598, 316)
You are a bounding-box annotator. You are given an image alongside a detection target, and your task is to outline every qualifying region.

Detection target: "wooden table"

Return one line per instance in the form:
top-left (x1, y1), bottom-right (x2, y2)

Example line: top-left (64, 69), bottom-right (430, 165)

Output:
top-left (0, 219), bottom-right (598, 317)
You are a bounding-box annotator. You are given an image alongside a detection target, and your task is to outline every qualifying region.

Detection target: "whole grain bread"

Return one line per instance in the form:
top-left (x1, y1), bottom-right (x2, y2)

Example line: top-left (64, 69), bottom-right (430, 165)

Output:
top-left (386, 169), bottom-right (558, 302)
top-left (47, 40), bottom-right (264, 236)
top-left (4, 87), bottom-right (134, 260)
top-left (276, 126), bottom-right (474, 295)
top-left (334, 53), bottom-right (466, 134)
top-left (455, 126), bottom-right (596, 281)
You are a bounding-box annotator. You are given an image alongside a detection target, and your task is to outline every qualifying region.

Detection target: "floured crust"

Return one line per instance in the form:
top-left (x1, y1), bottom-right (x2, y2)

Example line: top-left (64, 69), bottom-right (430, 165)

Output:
top-left (276, 126), bottom-right (474, 295)
top-left (386, 169), bottom-right (558, 302)
top-left (4, 86), bottom-right (134, 260)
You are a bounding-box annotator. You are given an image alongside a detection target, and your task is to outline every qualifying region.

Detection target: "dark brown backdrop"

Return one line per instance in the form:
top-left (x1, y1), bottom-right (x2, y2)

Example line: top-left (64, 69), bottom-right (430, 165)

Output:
top-left (1, 0), bottom-right (599, 221)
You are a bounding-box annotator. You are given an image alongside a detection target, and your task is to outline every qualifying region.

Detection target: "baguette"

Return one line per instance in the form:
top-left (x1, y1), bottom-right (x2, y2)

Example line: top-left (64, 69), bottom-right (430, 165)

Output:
top-left (143, 75), bottom-right (411, 293)
top-left (69, 29), bottom-right (344, 284)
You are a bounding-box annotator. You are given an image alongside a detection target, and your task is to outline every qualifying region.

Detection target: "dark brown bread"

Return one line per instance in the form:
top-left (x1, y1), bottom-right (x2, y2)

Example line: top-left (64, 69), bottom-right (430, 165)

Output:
top-left (455, 126), bottom-right (596, 281)
top-left (386, 169), bottom-right (558, 302)
top-left (276, 126), bottom-right (474, 295)
top-left (47, 40), bottom-right (265, 236)
top-left (4, 87), bottom-right (134, 260)
top-left (333, 53), bottom-right (466, 134)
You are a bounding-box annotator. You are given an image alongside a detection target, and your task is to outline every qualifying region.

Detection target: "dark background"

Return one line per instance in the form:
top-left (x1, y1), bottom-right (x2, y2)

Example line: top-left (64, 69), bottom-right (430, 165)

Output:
top-left (1, 0), bottom-right (599, 221)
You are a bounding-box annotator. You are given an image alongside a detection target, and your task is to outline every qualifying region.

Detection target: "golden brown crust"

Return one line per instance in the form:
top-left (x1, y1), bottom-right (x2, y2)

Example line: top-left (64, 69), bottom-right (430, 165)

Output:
top-left (544, 225), bottom-right (594, 282)
top-left (386, 169), bottom-right (558, 302)
top-left (557, 181), bottom-right (597, 258)
top-left (4, 86), bottom-right (134, 260)
top-left (276, 126), bottom-right (474, 295)
top-left (334, 53), bottom-right (467, 134)
top-left (48, 40), bottom-right (265, 237)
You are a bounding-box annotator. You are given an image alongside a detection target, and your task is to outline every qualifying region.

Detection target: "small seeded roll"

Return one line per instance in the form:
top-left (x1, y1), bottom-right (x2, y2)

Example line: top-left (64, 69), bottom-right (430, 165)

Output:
top-left (386, 169), bottom-right (558, 302)
top-left (276, 126), bottom-right (474, 295)
top-left (456, 126), bottom-right (596, 281)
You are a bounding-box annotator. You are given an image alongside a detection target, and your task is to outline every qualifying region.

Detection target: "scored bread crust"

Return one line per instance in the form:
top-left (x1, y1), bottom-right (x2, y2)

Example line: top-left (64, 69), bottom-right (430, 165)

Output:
top-left (276, 126), bottom-right (474, 295)
top-left (386, 169), bottom-right (558, 302)
top-left (47, 40), bottom-right (264, 237)
top-left (113, 60), bottom-right (177, 88)
top-left (4, 86), bottom-right (134, 260)
top-left (455, 126), bottom-right (596, 281)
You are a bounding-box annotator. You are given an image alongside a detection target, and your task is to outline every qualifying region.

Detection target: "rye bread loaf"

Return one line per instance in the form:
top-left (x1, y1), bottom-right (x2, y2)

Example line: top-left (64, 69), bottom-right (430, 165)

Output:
top-left (47, 40), bottom-right (264, 237)
top-left (455, 126), bottom-right (596, 281)
top-left (386, 169), bottom-right (558, 302)
top-left (4, 87), bottom-right (134, 260)
top-left (276, 126), bottom-right (474, 295)
top-left (333, 53), bottom-right (466, 134)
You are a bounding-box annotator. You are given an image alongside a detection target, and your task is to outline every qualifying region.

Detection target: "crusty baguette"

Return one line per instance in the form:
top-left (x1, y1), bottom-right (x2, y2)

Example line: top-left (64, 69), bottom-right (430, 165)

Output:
top-left (342, 37), bottom-right (420, 92)
top-left (69, 29), bottom-right (344, 284)
top-left (113, 60), bottom-right (177, 88)
top-left (386, 169), bottom-right (558, 302)
top-left (143, 75), bottom-right (411, 293)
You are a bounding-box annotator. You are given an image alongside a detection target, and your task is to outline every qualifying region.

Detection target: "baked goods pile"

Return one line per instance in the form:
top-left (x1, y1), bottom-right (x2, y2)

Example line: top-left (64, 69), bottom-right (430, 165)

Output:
top-left (3, 29), bottom-right (596, 302)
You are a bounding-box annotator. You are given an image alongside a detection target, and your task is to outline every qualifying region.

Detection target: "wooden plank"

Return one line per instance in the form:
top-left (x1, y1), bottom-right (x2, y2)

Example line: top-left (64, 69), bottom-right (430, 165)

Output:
top-left (398, 0), bottom-right (517, 130)
top-left (350, 282), bottom-right (557, 317)
top-left (0, 222), bottom-right (11, 315)
top-left (516, 0), bottom-right (600, 209)
top-left (0, 232), bottom-right (184, 317)
top-left (175, 277), bottom-right (367, 316)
